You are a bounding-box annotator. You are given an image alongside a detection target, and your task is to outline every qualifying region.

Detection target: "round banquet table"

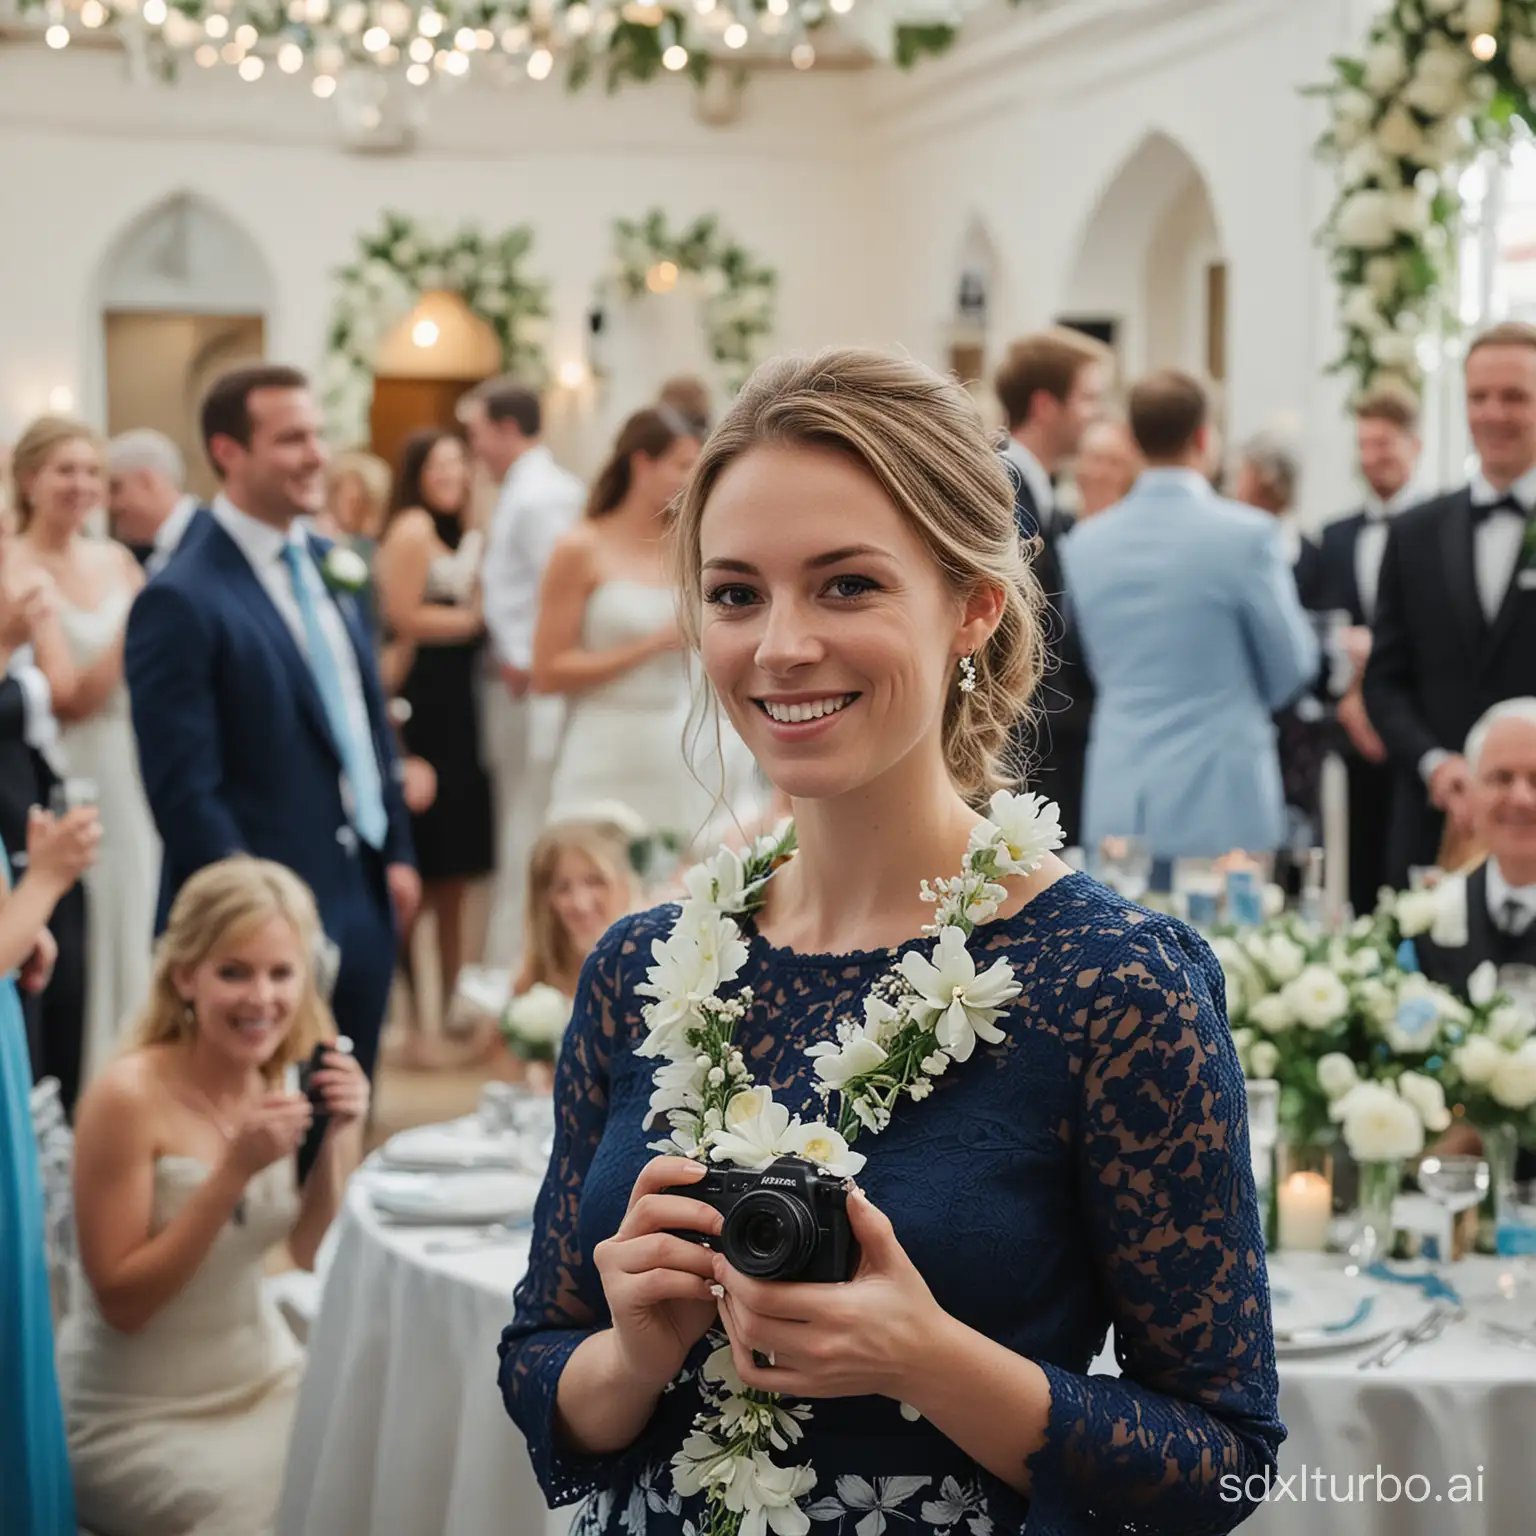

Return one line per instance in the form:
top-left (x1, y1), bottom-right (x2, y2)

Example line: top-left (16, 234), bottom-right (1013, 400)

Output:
top-left (274, 1171), bottom-right (569, 1536)
top-left (1241, 1254), bottom-right (1536, 1536)
top-left (278, 1162), bottom-right (1536, 1536)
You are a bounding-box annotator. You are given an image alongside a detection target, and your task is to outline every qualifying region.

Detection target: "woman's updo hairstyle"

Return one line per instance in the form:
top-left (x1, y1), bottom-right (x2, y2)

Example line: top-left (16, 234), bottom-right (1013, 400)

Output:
top-left (671, 348), bottom-right (1043, 803)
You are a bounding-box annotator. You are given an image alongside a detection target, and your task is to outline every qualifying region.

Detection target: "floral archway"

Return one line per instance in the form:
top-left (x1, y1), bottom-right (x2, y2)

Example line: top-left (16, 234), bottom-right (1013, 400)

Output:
top-left (594, 210), bottom-right (778, 396)
top-left (321, 211), bottom-right (550, 446)
top-left (1317, 0), bottom-right (1536, 397)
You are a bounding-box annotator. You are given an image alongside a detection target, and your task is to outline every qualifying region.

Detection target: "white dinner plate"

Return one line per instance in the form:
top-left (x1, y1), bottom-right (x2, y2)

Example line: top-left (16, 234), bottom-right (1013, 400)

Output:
top-left (369, 1171), bottom-right (541, 1226)
top-left (380, 1122), bottom-right (525, 1172)
top-left (1272, 1273), bottom-right (1423, 1357)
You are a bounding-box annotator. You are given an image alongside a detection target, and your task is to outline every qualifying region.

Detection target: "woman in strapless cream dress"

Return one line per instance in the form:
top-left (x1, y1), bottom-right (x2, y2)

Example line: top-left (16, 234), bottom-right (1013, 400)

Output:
top-left (59, 857), bottom-right (368, 1536)
top-left (533, 407), bottom-right (761, 849)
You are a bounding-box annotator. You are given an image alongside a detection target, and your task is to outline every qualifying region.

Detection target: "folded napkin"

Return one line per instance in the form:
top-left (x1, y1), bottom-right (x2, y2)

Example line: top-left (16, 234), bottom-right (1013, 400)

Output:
top-left (1363, 1261), bottom-right (1461, 1305)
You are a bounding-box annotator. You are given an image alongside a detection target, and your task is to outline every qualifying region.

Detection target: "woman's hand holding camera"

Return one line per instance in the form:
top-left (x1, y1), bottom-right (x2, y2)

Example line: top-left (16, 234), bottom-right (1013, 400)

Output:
top-left (309, 1047), bottom-right (371, 1132)
top-left (594, 1157), bottom-right (724, 1393)
top-left (221, 1093), bottom-right (313, 1181)
top-left (715, 1186), bottom-right (946, 1404)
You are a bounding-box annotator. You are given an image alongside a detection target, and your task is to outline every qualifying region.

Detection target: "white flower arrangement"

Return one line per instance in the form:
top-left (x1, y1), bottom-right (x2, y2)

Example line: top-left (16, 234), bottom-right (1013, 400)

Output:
top-left (594, 210), bottom-right (779, 396)
top-left (499, 982), bottom-right (573, 1064)
top-left (322, 211), bottom-right (549, 448)
top-left (1316, 1), bottom-right (1536, 396)
top-left (638, 792), bottom-right (1061, 1536)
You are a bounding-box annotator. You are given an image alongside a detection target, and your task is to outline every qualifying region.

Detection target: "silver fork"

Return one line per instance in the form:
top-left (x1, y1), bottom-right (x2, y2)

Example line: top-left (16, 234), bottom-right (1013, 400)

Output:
top-left (1359, 1301), bottom-right (1460, 1369)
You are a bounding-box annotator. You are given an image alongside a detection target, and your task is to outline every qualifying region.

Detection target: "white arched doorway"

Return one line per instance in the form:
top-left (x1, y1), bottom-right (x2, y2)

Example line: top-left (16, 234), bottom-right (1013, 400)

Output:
top-left (96, 193), bottom-right (273, 497)
top-left (1061, 132), bottom-right (1225, 390)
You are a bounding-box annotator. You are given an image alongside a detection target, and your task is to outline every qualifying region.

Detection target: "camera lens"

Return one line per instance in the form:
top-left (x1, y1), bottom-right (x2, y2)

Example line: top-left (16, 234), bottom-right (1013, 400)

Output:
top-left (722, 1190), bottom-right (817, 1279)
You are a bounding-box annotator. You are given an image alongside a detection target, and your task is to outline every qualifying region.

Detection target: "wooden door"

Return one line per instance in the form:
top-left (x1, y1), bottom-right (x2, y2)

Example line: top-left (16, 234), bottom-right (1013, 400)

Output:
top-left (369, 376), bottom-right (482, 472)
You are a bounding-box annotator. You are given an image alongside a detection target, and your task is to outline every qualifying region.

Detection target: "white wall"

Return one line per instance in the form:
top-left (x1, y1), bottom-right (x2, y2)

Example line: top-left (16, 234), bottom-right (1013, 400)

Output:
top-left (861, 0), bottom-right (1367, 525)
top-left (0, 0), bottom-right (1378, 517)
top-left (0, 45), bottom-right (883, 474)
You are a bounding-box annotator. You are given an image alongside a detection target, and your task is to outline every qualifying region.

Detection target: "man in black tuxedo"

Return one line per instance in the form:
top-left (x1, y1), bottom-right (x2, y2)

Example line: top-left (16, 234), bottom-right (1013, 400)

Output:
top-left (1365, 321), bottom-right (1536, 885)
top-left (994, 328), bottom-right (1110, 847)
top-left (1316, 385), bottom-right (1423, 915)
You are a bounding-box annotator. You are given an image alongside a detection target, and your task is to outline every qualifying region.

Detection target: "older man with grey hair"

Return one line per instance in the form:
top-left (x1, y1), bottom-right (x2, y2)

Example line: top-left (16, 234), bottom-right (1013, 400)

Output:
top-left (1416, 698), bottom-right (1536, 997)
top-left (106, 429), bottom-right (200, 575)
top-left (1234, 429), bottom-right (1321, 608)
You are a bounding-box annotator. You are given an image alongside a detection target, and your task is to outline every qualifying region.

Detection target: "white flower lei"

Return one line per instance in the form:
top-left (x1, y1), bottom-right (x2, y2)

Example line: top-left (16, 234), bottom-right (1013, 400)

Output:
top-left (637, 790), bottom-right (1064, 1536)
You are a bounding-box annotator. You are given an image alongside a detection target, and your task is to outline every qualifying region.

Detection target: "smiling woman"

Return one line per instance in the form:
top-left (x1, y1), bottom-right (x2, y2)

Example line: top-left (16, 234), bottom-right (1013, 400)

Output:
top-left (499, 349), bottom-right (1283, 1536)
top-left (58, 856), bottom-right (367, 1536)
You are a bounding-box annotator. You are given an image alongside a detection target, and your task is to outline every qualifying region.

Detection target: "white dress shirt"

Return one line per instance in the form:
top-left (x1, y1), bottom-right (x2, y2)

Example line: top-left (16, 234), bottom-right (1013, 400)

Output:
top-left (146, 492), bottom-right (201, 578)
top-left (1002, 438), bottom-right (1054, 528)
top-left (1468, 463), bottom-right (1536, 621)
top-left (211, 495), bottom-right (381, 819)
top-left (1356, 483), bottom-right (1417, 623)
top-left (481, 445), bottom-right (585, 671)
top-left (1486, 858), bottom-right (1536, 935)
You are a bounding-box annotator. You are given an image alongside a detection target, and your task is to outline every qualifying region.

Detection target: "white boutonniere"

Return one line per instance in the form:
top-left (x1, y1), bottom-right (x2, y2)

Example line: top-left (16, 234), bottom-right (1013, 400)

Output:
top-left (320, 546), bottom-right (370, 594)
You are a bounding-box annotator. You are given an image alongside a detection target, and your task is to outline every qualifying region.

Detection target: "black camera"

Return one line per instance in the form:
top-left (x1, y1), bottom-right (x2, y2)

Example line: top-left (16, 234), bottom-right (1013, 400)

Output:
top-left (296, 1041), bottom-right (351, 1131)
top-left (665, 1155), bottom-right (859, 1283)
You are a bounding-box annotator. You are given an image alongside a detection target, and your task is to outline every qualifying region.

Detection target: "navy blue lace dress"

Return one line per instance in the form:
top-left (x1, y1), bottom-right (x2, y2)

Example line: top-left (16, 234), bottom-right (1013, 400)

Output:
top-left (499, 872), bottom-right (1283, 1536)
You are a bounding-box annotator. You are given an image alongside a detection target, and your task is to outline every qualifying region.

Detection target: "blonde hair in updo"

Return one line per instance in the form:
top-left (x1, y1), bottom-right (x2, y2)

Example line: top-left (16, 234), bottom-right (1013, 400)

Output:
top-left (671, 348), bottom-right (1044, 803)
top-left (129, 857), bottom-right (333, 1085)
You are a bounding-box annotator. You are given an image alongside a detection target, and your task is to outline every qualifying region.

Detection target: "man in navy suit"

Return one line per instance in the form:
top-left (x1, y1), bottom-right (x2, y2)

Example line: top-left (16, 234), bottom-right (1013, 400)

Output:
top-left (125, 364), bottom-right (419, 1081)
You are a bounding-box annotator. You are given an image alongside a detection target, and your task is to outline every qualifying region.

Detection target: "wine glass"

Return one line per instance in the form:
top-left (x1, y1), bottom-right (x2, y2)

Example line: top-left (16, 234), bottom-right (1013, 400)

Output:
top-left (1418, 1155), bottom-right (1490, 1276)
top-left (1098, 836), bottom-right (1152, 902)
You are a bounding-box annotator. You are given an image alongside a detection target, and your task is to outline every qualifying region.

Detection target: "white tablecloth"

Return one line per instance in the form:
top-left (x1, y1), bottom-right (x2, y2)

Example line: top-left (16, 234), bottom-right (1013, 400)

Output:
top-left (1240, 1255), bottom-right (1536, 1536)
top-left (277, 1165), bottom-right (1536, 1536)
top-left (275, 1173), bottom-right (567, 1536)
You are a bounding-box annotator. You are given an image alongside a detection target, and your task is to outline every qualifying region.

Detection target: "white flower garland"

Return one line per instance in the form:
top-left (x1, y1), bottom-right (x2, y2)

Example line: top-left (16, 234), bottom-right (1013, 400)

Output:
top-left (637, 790), bottom-right (1063, 1536)
top-left (321, 210), bottom-right (550, 448)
top-left (1317, 1), bottom-right (1536, 396)
top-left (594, 211), bottom-right (778, 397)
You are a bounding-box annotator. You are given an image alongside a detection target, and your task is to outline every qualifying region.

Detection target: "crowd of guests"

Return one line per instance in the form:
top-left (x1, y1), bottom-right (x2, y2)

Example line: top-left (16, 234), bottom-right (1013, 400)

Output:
top-left (4, 315), bottom-right (1536, 1532)
top-left (1001, 319), bottom-right (1536, 934)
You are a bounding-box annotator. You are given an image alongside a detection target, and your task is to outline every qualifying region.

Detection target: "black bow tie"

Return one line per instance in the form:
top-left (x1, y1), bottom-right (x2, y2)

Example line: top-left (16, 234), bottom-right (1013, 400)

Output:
top-left (1472, 493), bottom-right (1529, 525)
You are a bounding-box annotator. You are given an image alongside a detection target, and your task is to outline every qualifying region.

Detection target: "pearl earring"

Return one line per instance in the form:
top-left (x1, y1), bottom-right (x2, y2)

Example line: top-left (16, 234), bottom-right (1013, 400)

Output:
top-left (958, 654), bottom-right (978, 695)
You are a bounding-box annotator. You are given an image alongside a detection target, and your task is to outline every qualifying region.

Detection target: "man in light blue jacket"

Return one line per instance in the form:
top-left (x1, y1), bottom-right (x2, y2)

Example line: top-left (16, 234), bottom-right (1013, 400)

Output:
top-left (1061, 370), bottom-right (1319, 863)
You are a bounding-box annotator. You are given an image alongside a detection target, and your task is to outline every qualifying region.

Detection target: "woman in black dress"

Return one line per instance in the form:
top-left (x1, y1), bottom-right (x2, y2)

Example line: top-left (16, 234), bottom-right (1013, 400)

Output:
top-left (375, 430), bottom-right (494, 1036)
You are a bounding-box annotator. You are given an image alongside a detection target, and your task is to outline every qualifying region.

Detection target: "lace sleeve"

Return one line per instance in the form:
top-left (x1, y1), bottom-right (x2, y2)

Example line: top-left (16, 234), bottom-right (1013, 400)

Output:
top-left (1025, 916), bottom-right (1284, 1536)
top-left (498, 913), bottom-right (635, 1507)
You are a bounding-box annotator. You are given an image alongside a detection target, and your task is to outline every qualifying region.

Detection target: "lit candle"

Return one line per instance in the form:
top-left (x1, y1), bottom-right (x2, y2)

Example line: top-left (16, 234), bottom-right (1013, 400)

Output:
top-left (1278, 1170), bottom-right (1332, 1252)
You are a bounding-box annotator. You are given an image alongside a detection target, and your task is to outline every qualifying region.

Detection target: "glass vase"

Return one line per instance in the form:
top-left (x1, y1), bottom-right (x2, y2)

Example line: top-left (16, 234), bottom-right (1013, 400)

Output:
top-left (1482, 1122), bottom-right (1521, 1253)
top-left (1348, 1159), bottom-right (1403, 1268)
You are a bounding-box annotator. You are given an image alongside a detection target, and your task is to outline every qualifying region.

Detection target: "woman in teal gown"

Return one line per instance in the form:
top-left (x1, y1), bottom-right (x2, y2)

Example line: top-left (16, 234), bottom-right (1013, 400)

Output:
top-left (2, 807), bottom-right (100, 1534)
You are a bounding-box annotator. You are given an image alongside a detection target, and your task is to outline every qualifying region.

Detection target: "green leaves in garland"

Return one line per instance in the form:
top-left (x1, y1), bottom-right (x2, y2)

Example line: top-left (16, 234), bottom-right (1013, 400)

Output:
top-left (321, 210), bottom-right (550, 447)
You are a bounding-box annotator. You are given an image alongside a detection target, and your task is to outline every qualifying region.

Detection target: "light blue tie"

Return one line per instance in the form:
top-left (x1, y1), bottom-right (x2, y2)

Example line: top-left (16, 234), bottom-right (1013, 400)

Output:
top-left (280, 542), bottom-right (388, 851)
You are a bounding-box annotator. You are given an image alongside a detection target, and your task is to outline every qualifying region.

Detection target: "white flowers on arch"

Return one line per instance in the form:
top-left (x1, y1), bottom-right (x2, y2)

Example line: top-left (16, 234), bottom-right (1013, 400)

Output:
top-left (594, 210), bottom-right (778, 398)
top-left (320, 211), bottom-right (550, 447)
top-left (638, 790), bottom-right (1063, 1536)
top-left (1317, 0), bottom-right (1536, 396)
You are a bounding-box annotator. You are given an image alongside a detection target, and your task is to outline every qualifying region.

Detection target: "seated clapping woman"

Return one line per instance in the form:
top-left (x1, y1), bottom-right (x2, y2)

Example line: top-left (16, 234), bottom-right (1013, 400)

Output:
top-left (59, 857), bottom-right (369, 1536)
top-left (499, 817), bottom-right (640, 1089)
top-left (499, 349), bottom-right (1281, 1536)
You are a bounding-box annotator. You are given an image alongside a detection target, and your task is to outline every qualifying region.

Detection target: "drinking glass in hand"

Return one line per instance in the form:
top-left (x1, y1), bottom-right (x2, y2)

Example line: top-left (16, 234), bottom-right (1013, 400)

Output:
top-left (1418, 1154), bottom-right (1489, 1270)
top-left (49, 777), bottom-right (100, 818)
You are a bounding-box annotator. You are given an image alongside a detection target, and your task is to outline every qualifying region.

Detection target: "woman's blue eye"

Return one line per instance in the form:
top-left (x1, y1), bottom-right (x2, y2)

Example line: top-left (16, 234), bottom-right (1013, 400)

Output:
top-left (828, 574), bottom-right (879, 600)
